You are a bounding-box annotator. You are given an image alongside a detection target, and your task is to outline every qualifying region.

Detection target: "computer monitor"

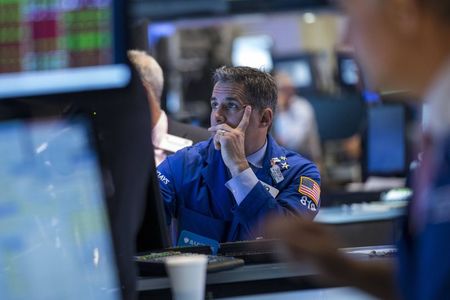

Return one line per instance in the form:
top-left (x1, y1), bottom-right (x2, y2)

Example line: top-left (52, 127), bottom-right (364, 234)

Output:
top-left (339, 58), bottom-right (359, 86)
top-left (136, 150), bottom-right (171, 253)
top-left (0, 0), bottom-right (130, 99)
top-left (0, 118), bottom-right (121, 299)
top-left (273, 54), bottom-right (316, 91)
top-left (231, 35), bottom-right (274, 72)
top-left (363, 104), bottom-right (407, 179)
top-left (336, 52), bottom-right (361, 90)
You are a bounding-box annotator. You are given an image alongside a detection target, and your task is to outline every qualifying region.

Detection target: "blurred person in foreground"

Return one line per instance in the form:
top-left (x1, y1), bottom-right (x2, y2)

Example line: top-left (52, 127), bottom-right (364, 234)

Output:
top-left (127, 50), bottom-right (209, 166)
top-left (157, 66), bottom-right (321, 244)
top-left (267, 1), bottom-right (450, 299)
top-left (272, 72), bottom-right (322, 164)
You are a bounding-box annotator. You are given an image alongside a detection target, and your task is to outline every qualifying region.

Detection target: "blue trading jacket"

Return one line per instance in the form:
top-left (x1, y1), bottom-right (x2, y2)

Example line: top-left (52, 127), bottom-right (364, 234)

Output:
top-left (397, 136), bottom-right (450, 300)
top-left (157, 135), bottom-right (321, 243)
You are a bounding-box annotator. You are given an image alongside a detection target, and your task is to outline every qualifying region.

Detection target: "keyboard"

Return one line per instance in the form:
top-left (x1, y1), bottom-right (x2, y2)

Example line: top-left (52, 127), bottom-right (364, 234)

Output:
top-left (135, 251), bottom-right (244, 276)
top-left (219, 239), bottom-right (279, 264)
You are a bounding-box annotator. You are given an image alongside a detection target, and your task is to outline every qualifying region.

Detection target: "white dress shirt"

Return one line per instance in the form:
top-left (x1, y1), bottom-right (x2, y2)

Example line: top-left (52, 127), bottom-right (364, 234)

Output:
top-left (225, 139), bottom-right (268, 205)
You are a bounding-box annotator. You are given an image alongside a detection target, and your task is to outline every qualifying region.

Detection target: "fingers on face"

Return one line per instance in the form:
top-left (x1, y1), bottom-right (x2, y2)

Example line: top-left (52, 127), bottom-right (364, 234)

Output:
top-left (210, 111), bottom-right (249, 151)
top-left (217, 129), bottom-right (226, 136)
top-left (214, 134), bottom-right (221, 150)
top-left (208, 123), bottom-right (233, 133)
top-left (209, 106), bottom-right (251, 133)
top-left (237, 106), bottom-right (252, 131)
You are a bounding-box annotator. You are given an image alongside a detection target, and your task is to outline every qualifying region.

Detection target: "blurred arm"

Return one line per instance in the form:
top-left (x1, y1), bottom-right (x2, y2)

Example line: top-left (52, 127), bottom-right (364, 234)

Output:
top-left (266, 217), bottom-right (398, 300)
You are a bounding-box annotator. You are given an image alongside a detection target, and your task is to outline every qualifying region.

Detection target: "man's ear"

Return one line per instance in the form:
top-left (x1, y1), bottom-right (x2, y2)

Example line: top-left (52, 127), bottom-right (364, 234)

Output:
top-left (259, 108), bottom-right (273, 128)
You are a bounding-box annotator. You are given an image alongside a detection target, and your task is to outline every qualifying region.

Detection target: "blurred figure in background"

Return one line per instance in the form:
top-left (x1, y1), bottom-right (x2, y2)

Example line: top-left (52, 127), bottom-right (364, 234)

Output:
top-left (268, 0), bottom-right (450, 299)
top-left (127, 50), bottom-right (209, 166)
top-left (272, 72), bottom-right (322, 164)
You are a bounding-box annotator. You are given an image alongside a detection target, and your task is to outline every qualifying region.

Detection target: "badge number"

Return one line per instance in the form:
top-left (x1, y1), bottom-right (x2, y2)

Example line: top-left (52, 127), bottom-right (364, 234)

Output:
top-left (300, 195), bottom-right (317, 212)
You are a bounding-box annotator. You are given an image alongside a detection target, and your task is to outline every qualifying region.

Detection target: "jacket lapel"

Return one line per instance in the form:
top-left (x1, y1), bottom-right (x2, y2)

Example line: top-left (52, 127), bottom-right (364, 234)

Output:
top-left (255, 135), bottom-right (286, 186)
top-left (200, 141), bottom-right (234, 219)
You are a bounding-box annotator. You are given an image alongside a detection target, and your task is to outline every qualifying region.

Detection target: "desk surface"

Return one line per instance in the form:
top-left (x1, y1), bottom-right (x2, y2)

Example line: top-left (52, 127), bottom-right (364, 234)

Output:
top-left (138, 246), bottom-right (394, 299)
top-left (219, 287), bottom-right (376, 300)
top-left (137, 262), bottom-right (317, 291)
top-left (315, 203), bottom-right (406, 224)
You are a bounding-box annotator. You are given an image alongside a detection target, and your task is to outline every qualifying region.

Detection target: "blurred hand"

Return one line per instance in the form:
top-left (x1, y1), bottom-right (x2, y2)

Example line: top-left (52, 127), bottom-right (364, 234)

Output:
top-left (208, 106), bottom-right (252, 177)
top-left (265, 216), bottom-right (397, 299)
top-left (265, 216), bottom-right (351, 281)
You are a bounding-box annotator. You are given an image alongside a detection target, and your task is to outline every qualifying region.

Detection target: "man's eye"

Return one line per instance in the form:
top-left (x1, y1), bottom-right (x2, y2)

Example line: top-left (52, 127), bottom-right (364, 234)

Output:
top-left (226, 103), bottom-right (239, 110)
top-left (211, 102), bottom-right (219, 109)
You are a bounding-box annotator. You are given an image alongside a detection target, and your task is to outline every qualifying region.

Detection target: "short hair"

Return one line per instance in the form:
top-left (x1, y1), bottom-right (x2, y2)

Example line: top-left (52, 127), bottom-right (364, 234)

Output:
top-left (127, 50), bottom-right (164, 100)
top-left (212, 66), bottom-right (277, 114)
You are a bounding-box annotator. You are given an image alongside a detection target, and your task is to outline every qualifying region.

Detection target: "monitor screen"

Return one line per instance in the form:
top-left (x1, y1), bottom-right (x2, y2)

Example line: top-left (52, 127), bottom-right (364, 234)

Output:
top-left (273, 56), bottom-right (314, 89)
top-left (366, 104), bottom-right (406, 176)
top-left (336, 52), bottom-right (361, 91)
top-left (231, 35), bottom-right (273, 71)
top-left (339, 57), bottom-right (359, 86)
top-left (0, 118), bottom-right (120, 299)
top-left (0, 1), bottom-right (130, 99)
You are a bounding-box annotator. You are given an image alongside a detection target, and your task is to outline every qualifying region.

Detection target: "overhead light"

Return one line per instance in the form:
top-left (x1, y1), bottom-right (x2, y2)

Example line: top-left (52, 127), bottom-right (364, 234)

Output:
top-left (303, 12), bottom-right (316, 24)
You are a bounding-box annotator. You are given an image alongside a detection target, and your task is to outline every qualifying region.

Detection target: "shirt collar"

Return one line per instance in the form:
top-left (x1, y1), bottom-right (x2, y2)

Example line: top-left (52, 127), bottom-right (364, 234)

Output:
top-left (424, 57), bottom-right (450, 138)
top-left (246, 138), bottom-right (267, 169)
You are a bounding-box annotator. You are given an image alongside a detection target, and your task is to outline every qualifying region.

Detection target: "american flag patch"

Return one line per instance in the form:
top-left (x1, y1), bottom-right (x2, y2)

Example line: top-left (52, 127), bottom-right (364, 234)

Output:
top-left (298, 177), bottom-right (320, 205)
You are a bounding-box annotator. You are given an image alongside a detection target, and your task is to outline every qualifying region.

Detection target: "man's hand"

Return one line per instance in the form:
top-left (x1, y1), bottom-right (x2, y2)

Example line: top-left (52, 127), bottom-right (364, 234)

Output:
top-left (265, 216), bottom-right (348, 279)
top-left (208, 106), bottom-right (252, 177)
top-left (265, 216), bottom-right (397, 300)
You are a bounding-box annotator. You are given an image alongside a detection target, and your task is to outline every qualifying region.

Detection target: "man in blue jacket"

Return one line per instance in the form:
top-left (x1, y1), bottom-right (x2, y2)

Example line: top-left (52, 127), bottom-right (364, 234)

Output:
top-left (157, 66), bottom-right (321, 244)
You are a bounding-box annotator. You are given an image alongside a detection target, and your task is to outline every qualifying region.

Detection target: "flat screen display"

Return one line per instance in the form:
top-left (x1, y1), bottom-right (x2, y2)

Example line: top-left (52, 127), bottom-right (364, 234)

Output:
top-left (366, 105), bottom-right (406, 176)
top-left (232, 35), bottom-right (273, 71)
top-left (273, 53), bottom-right (317, 90)
top-left (0, 1), bottom-right (130, 99)
top-left (339, 57), bottom-right (359, 86)
top-left (275, 59), bottom-right (312, 88)
top-left (0, 118), bottom-right (120, 300)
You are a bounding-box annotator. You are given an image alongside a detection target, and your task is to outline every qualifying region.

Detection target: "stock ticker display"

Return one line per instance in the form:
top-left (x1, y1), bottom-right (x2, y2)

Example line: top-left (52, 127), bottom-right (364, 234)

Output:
top-left (0, 0), bottom-right (114, 73)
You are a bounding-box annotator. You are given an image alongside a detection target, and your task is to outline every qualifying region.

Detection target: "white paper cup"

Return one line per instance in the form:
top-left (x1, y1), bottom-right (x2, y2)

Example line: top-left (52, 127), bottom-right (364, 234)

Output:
top-left (165, 255), bottom-right (208, 300)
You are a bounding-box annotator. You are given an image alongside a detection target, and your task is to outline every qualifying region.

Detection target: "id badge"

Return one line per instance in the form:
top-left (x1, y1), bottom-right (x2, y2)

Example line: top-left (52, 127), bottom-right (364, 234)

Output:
top-left (270, 164), bottom-right (284, 183)
top-left (177, 230), bottom-right (220, 255)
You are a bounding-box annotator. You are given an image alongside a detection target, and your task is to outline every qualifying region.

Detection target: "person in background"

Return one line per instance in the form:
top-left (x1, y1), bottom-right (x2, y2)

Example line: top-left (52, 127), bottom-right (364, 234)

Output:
top-left (127, 50), bottom-right (210, 166)
top-left (157, 66), bottom-right (321, 244)
top-left (267, 0), bottom-right (450, 299)
top-left (272, 72), bottom-right (322, 164)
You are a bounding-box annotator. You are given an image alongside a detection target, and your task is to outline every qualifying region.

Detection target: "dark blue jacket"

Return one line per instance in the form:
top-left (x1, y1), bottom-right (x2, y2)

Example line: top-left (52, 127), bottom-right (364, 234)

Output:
top-left (398, 136), bottom-right (450, 299)
top-left (157, 135), bottom-right (320, 242)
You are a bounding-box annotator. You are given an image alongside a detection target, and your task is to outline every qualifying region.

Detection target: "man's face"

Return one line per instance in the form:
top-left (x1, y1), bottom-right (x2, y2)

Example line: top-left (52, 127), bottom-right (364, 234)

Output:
top-left (210, 82), bottom-right (264, 147)
top-left (341, 0), bottom-right (414, 91)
